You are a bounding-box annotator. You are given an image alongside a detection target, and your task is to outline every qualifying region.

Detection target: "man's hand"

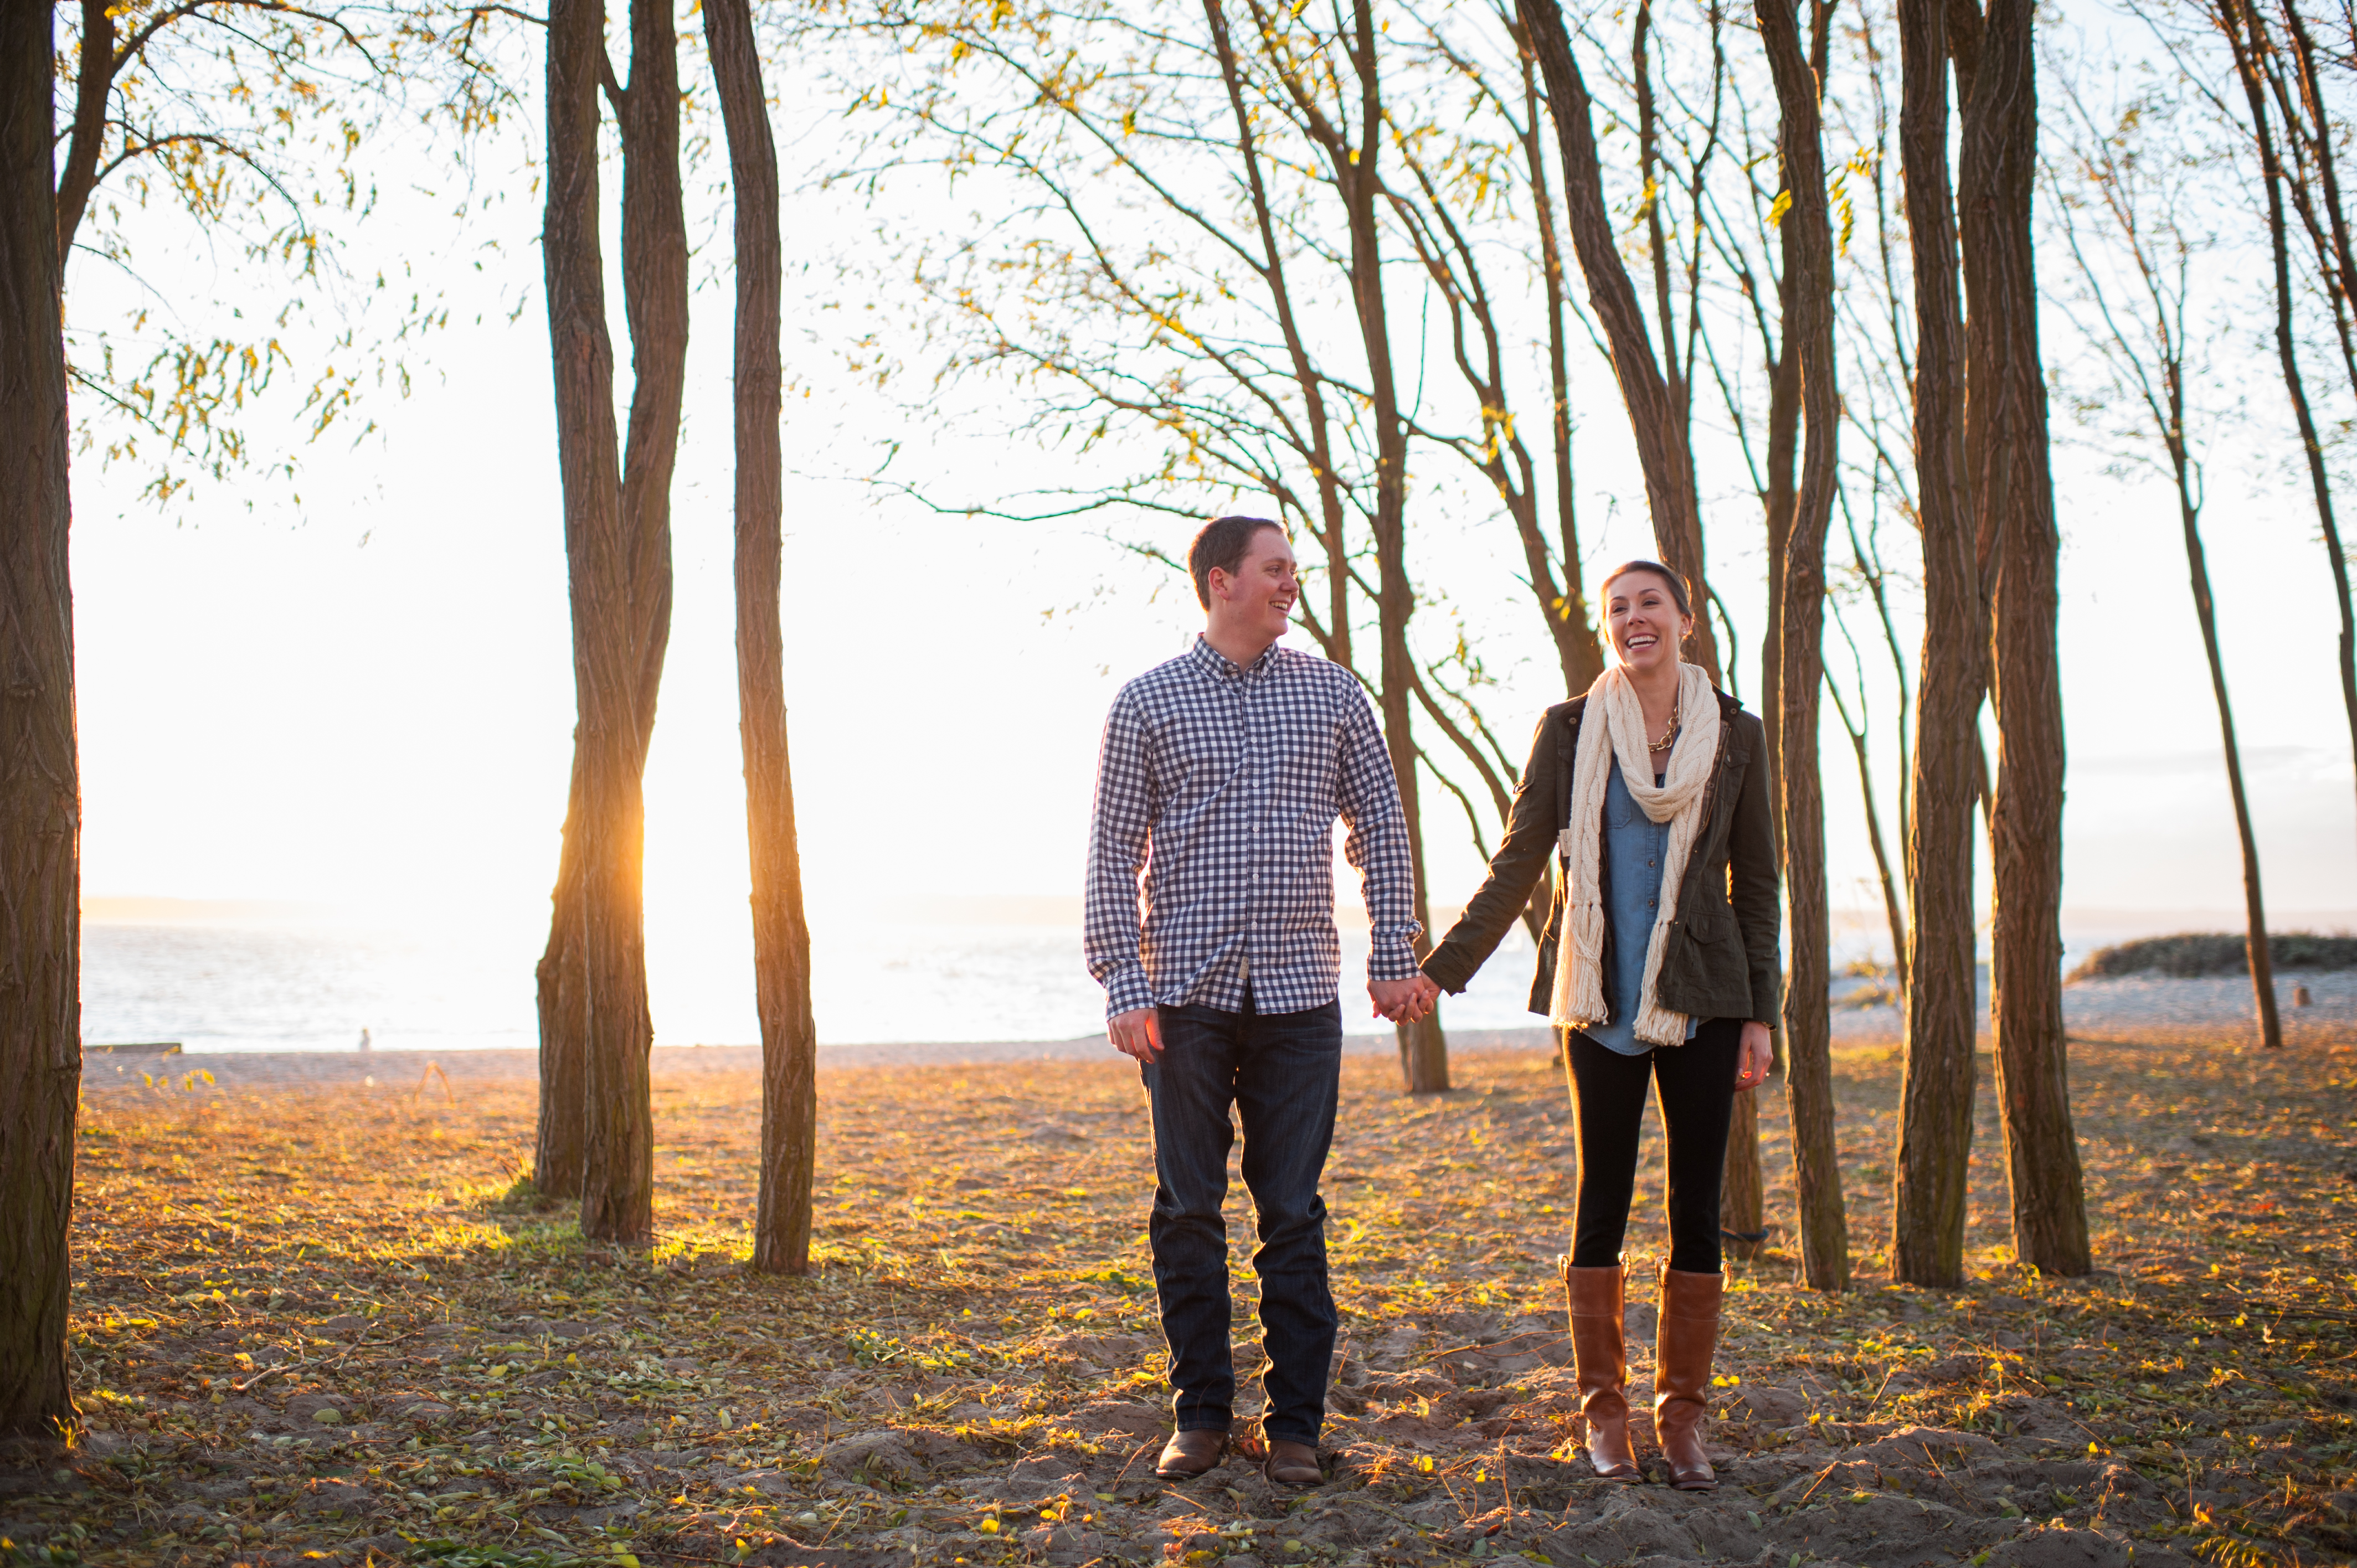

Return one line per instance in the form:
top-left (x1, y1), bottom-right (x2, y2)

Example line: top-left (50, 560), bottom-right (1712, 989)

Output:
top-left (1109, 1007), bottom-right (1162, 1064)
top-left (1370, 973), bottom-right (1440, 1025)
top-left (1735, 1020), bottom-right (1773, 1091)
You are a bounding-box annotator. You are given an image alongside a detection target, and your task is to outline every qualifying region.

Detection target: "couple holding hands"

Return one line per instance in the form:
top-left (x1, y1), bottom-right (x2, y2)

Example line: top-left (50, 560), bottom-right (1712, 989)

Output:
top-left (1083, 517), bottom-right (1779, 1492)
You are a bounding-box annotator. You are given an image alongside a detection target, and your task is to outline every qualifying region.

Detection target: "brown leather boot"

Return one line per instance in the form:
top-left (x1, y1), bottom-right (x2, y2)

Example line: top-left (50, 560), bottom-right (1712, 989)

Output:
top-left (1561, 1257), bottom-right (1639, 1482)
top-left (1653, 1265), bottom-right (1725, 1490)
top-left (1155, 1428), bottom-right (1227, 1478)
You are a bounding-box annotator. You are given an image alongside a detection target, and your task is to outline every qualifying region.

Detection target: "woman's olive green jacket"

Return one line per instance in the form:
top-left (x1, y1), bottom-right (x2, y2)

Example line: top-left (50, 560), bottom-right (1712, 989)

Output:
top-left (1422, 689), bottom-right (1781, 1035)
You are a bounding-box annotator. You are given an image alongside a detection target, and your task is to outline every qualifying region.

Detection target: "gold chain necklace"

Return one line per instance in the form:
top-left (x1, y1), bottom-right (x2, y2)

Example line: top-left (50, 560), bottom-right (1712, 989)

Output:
top-left (1646, 693), bottom-right (1681, 754)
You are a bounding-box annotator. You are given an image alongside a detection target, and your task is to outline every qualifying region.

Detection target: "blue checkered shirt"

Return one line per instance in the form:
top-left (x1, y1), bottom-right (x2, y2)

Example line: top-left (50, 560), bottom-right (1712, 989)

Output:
top-left (1084, 635), bottom-right (1423, 1018)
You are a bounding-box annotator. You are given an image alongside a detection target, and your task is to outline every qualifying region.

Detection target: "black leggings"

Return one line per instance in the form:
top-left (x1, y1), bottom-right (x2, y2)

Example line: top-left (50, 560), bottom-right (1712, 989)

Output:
top-left (1563, 1017), bottom-right (1742, 1274)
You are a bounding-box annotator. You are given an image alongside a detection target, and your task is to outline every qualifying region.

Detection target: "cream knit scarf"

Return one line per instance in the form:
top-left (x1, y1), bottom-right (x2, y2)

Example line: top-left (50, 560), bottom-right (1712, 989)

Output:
top-left (1548, 661), bottom-right (1721, 1046)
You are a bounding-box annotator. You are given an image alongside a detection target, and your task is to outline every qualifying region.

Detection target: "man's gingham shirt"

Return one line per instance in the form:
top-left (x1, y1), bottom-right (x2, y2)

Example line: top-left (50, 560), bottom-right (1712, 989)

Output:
top-left (1084, 635), bottom-right (1422, 1018)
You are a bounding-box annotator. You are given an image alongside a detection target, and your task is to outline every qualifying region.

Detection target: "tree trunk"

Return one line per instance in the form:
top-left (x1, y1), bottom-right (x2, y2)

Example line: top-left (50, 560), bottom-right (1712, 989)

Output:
top-left (541, 0), bottom-right (631, 1235)
top-left (2267, 2), bottom-right (2357, 841)
top-left (534, 762), bottom-right (589, 1200)
top-left (1758, 0), bottom-right (1848, 1292)
top-left (0, 0), bottom-right (82, 1440)
top-left (706, 0), bottom-right (823, 1272)
top-left (581, 0), bottom-right (689, 1245)
top-left (1826, 672), bottom-right (1907, 1004)
top-left (1516, 0), bottom-right (1721, 684)
top-left (2169, 469), bottom-right (2282, 1049)
top-left (1891, 0), bottom-right (1980, 1290)
top-left (540, 0), bottom-right (682, 1246)
top-left (1324, 0), bottom-right (1445, 1091)
top-left (1519, 50), bottom-right (1606, 697)
top-left (1720, 1091), bottom-right (1766, 1262)
top-left (1960, 0), bottom-right (2088, 1276)
top-left (2216, 0), bottom-right (2357, 868)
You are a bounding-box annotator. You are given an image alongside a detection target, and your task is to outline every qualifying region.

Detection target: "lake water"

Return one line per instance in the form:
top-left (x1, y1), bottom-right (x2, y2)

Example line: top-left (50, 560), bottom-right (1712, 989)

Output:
top-left (79, 915), bottom-right (1555, 1054)
top-left (83, 905), bottom-right (2350, 1055)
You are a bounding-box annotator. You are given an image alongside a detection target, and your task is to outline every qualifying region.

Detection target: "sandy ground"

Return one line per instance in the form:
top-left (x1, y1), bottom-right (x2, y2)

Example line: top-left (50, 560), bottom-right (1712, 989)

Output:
top-left (18, 1028), bottom-right (2357, 1568)
top-left (81, 1030), bottom-right (1565, 1093)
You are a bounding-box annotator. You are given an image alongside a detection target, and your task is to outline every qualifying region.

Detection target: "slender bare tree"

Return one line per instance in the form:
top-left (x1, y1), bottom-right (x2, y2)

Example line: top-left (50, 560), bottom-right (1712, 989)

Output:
top-left (1516, 0), bottom-right (1727, 683)
top-left (2050, 72), bottom-right (2282, 1051)
top-left (2199, 0), bottom-right (2357, 857)
top-left (0, 0), bottom-right (81, 1441)
top-left (536, 0), bottom-right (689, 1242)
top-left (1759, 0), bottom-right (1851, 1292)
top-left (1958, 0), bottom-right (2090, 1276)
top-left (705, 0), bottom-right (824, 1271)
top-left (1890, 0), bottom-right (1982, 1290)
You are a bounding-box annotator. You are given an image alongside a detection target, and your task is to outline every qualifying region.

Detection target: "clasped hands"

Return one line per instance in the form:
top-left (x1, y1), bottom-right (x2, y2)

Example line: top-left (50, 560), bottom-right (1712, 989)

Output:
top-left (1113, 984), bottom-right (1769, 1083)
top-left (1368, 972), bottom-right (1442, 1025)
top-left (1107, 972), bottom-right (1444, 1064)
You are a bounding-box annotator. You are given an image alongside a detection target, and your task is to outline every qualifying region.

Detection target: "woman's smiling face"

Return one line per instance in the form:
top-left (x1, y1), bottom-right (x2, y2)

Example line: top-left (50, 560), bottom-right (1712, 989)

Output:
top-left (1604, 568), bottom-right (1692, 674)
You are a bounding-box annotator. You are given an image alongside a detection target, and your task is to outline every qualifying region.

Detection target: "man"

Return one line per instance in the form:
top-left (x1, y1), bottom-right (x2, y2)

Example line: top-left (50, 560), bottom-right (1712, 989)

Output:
top-left (1084, 516), bottom-right (1433, 1488)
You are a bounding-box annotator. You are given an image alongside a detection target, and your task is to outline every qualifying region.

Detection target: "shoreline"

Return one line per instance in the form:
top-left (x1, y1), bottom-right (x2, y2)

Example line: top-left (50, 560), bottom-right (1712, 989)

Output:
top-left (79, 967), bottom-right (2357, 1091)
top-left (80, 1027), bottom-right (1570, 1091)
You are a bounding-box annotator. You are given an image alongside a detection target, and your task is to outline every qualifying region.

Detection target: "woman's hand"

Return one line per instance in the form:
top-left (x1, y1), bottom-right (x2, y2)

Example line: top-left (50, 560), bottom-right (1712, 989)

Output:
top-left (1734, 1020), bottom-right (1773, 1091)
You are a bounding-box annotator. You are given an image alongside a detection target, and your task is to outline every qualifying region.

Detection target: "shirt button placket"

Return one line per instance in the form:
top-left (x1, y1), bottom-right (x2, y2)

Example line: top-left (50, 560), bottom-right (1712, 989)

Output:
top-left (1241, 672), bottom-right (1257, 996)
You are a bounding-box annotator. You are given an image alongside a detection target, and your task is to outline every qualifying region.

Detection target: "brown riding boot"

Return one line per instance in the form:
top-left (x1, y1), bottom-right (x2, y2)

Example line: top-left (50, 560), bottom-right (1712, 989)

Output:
top-left (1653, 1265), bottom-right (1725, 1490)
top-left (1560, 1257), bottom-right (1640, 1482)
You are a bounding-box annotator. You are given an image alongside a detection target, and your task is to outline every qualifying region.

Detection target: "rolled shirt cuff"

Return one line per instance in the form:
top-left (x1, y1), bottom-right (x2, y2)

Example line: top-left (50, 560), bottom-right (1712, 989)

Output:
top-left (1100, 965), bottom-right (1155, 1019)
top-left (1366, 929), bottom-right (1423, 984)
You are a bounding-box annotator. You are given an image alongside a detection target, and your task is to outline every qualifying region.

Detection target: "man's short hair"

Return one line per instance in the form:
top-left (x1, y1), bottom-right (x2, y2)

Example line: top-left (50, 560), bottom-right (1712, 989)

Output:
top-left (1188, 515), bottom-right (1286, 609)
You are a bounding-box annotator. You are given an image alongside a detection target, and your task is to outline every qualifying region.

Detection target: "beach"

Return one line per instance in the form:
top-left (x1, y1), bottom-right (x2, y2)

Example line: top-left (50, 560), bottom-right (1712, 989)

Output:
top-left (17, 1031), bottom-right (2357, 1567)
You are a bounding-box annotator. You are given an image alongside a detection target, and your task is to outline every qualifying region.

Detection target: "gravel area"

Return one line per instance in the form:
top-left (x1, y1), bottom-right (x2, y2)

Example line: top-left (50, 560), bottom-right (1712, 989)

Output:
top-left (1833, 967), bottom-right (2356, 1046)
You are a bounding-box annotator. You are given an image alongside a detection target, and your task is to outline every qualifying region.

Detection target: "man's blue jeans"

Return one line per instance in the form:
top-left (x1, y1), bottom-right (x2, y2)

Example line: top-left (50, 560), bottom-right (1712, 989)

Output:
top-left (1141, 991), bottom-right (1342, 1448)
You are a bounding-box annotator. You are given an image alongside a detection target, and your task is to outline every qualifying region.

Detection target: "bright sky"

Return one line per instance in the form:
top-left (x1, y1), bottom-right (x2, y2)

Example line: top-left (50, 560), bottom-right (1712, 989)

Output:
top-left (60, 11), bottom-right (2357, 1033)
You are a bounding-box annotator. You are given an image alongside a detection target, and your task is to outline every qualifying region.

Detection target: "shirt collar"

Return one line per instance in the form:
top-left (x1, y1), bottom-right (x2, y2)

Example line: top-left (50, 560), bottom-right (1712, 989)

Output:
top-left (1190, 633), bottom-right (1280, 682)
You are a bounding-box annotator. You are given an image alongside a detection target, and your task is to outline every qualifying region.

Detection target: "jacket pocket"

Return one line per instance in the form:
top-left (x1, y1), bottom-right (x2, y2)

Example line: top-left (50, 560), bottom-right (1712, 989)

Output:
top-left (1656, 904), bottom-right (1753, 1020)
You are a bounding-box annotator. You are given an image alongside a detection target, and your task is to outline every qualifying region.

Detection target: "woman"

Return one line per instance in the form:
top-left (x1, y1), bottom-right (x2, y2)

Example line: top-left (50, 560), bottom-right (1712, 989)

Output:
top-left (1416, 560), bottom-right (1778, 1492)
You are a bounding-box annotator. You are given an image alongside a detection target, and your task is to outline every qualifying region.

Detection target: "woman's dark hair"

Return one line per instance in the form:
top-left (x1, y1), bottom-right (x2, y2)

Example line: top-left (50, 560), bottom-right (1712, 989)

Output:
top-left (1599, 559), bottom-right (1694, 618)
top-left (1188, 515), bottom-right (1287, 608)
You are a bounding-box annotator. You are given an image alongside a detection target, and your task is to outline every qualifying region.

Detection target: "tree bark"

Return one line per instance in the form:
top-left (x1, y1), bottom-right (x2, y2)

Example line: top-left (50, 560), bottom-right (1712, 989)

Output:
top-left (1283, 0), bottom-right (1446, 1090)
top-left (2268, 3), bottom-right (2357, 838)
top-left (541, 0), bottom-right (626, 1223)
top-left (1959, 0), bottom-right (2087, 1276)
top-left (1758, 0), bottom-right (1848, 1292)
top-left (534, 764), bottom-right (589, 1200)
top-left (2172, 454), bottom-right (2282, 1052)
top-left (0, 0), bottom-right (83, 1439)
top-left (706, 0), bottom-right (823, 1272)
top-left (1518, 49), bottom-right (1606, 697)
top-left (539, 0), bottom-right (683, 1245)
top-left (55, 0), bottom-right (113, 267)
top-left (1826, 669), bottom-right (1907, 1005)
top-left (1891, 0), bottom-right (1980, 1290)
top-left (2215, 0), bottom-right (2357, 864)
top-left (1516, 0), bottom-right (1721, 684)
top-left (1206, 0), bottom-right (1356, 675)
top-left (1731, 225), bottom-right (1801, 1266)
top-left (575, 0), bottom-right (689, 1246)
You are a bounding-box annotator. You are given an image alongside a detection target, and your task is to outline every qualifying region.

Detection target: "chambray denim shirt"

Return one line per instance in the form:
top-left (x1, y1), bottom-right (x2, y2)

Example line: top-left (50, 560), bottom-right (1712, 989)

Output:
top-left (1581, 754), bottom-right (1702, 1056)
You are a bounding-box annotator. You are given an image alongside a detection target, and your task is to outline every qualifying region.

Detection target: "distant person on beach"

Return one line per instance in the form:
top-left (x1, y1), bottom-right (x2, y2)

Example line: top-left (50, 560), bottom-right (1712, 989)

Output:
top-left (1084, 515), bottom-right (1434, 1488)
top-left (1407, 560), bottom-right (1777, 1492)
